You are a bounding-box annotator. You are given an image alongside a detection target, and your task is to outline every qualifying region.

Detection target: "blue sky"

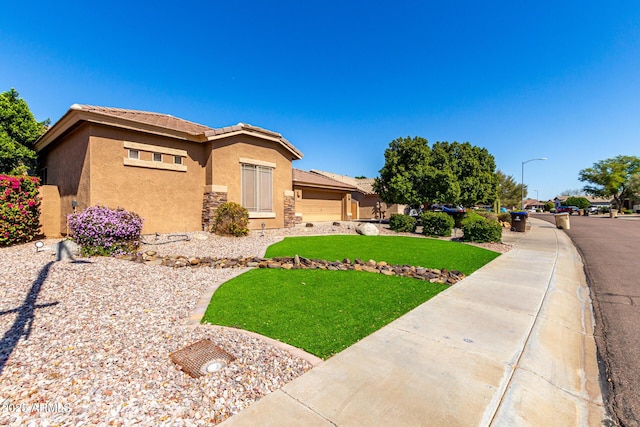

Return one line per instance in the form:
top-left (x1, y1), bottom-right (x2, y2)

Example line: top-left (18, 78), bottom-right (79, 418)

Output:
top-left (2, 1), bottom-right (640, 201)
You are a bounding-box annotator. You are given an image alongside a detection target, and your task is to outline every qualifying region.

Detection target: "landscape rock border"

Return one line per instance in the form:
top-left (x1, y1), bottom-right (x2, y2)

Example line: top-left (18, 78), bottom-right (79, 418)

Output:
top-left (121, 252), bottom-right (466, 285)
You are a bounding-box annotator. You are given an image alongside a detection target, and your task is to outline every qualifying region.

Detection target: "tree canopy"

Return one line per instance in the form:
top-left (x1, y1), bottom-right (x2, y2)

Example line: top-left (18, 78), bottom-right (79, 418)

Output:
top-left (564, 196), bottom-right (590, 210)
top-left (496, 170), bottom-right (525, 209)
top-left (579, 155), bottom-right (640, 209)
top-left (0, 88), bottom-right (49, 175)
top-left (374, 136), bottom-right (498, 207)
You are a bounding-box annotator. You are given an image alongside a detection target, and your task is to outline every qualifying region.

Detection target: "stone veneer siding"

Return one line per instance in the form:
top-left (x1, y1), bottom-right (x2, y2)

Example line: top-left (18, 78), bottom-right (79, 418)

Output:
top-left (284, 194), bottom-right (299, 227)
top-left (202, 191), bottom-right (228, 231)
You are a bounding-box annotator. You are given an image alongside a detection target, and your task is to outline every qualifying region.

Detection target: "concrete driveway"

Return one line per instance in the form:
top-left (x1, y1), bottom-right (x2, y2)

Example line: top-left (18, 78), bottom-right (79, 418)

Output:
top-left (533, 213), bottom-right (640, 426)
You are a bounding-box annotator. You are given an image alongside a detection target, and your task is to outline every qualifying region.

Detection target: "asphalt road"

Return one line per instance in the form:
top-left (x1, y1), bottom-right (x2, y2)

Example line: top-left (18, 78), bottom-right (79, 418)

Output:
top-left (533, 213), bottom-right (640, 426)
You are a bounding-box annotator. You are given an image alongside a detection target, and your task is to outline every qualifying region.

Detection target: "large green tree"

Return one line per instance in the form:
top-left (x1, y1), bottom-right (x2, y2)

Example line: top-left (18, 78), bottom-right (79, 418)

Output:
top-left (374, 136), bottom-right (498, 207)
top-left (496, 170), bottom-right (525, 209)
top-left (432, 141), bottom-right (497, 207)
top-left (0, 88), bottom-right (49, 174)
top-left (579, 155), bottom-right (640, 210)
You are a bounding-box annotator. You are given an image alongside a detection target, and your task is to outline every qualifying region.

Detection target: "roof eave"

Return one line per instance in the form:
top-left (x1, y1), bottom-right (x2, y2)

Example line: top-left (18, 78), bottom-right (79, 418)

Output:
top-left (35, 108), bottom-right (208, 152)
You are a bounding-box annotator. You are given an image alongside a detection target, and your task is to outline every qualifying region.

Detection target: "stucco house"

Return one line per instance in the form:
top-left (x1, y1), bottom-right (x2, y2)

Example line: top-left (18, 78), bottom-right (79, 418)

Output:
top-left (35, 104), bottom-right (303, 235)
top-left (310, 170), bottom-right (405, 220)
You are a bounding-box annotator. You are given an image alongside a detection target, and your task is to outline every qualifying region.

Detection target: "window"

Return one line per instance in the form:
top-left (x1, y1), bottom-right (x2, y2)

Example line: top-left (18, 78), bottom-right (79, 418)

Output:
top-left (153, 152), bottom-right (162, 162)
top-left (174, 156), bottom-right (183, 165)
top-left (241, 164), bottom-right (273, 212)
top-left (128, 149), bottom-right (139, 160)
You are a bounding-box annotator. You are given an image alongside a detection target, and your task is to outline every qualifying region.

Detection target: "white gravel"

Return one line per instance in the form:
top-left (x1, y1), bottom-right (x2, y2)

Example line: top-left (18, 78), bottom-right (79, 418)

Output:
top-left (0, 221), bottom-right (510, 426)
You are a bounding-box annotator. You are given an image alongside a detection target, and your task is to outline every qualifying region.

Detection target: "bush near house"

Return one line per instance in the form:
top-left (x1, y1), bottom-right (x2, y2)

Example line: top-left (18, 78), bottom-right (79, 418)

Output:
top-left (0, 174), bottom-right (40, 246)
top-left (497, 212), bottom-right (511, 223)
top-left (389, 213), bottom-right (417, 232)
top-left (213, 201), bottom-right (250, 236)
top-left (461, 213), bottom-right (502, 243)
top-left (420, 212), bottom-right (454, 237)
top-left (67, 205), bottom-right (143, 256)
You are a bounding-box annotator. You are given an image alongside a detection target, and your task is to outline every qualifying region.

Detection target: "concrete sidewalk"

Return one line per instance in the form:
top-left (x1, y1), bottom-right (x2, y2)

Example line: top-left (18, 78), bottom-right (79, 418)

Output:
top-left (220, 218), bottom-right (607, 426)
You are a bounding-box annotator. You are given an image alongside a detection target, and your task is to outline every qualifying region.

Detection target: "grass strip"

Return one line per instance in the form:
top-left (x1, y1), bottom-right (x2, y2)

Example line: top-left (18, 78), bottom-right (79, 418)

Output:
top-left (202, 268), bottom-right (449, 359)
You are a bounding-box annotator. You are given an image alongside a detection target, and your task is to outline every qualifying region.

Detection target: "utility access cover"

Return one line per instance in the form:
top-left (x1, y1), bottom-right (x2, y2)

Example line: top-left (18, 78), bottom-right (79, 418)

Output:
top-left (170, 339), bottom-right (236, 378)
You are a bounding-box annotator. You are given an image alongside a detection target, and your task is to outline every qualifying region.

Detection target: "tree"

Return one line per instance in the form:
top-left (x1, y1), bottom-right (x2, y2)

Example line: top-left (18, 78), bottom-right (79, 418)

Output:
top-left (374, 136), bottom-right (436, 206)
top-left (374, 136), bottom-right (498, 207)
top-left (431, 141), bottom-right (498, 207)
top-left (560, 189), bottom-right (585, 196)
top-left (0, 88), bottom-right (49, 174)
top-left (565, 196), bottom-right (590, 210)
top-left (579, 155), bottom-right (640, 210)
top-left (496, 170), bottom-right (525, 209)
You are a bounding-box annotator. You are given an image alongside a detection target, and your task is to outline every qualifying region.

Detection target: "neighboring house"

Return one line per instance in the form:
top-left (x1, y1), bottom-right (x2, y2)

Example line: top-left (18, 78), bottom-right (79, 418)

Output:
top-left (292, 169), bottom-right (356, 222)
top-left (522, 198), bottom-right (544, 210)
top-left (553, 196), bottom-right (612, 210)
top-left (310, 170), bottom-right (405, 220)
top-left (35, 104), bottom-right (303, 235)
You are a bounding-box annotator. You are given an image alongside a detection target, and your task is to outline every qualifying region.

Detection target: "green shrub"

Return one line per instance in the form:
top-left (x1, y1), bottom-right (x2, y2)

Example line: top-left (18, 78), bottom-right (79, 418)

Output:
top-left (624, 209), bottom-right (633, 215)
top-left (0, 174), bottom-right (41, 246)
top-left (214, 202), bottom-right (250, 236)
top-left (497, 213), bottom-right (511, 223)
top-left (461, 214), bottom-right (502, 243)
top-left (67, 205), bottom-right (143, 256)
top-left (389, 214), bottom-right (416, 232)
top-left (421, 212), bottom-right (454, 237)
top-left (476, 211), bottom-right (498, 222)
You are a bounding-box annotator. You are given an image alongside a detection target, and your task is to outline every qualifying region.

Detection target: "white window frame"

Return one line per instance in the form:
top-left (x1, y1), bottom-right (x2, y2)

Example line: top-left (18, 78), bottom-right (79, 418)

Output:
top-left (153, 152), bottom-right (162, 162)
top-left (241, 163), bottom-right (274, 215)
top-left (128, 149), bottom-right (140, 160)
top-left (174, 155), bottom-right (183, 165)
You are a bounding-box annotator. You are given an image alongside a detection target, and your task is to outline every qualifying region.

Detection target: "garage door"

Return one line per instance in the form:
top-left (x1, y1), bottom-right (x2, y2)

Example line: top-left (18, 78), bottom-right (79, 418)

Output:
top-left (298, 189), bottom-right (343, 221)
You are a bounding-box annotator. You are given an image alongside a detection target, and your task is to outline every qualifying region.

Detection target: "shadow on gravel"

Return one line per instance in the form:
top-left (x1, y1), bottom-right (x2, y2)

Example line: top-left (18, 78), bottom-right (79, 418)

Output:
top-left (0, 261), bottom-right (59, 375)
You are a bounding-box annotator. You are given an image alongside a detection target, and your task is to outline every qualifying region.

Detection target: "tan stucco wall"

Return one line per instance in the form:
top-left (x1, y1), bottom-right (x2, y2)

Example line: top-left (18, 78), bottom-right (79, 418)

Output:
top-left (352, 193), bottom-right (406, 219)
top-left (88, 124), bottom-right (208, 234)
top-left (38, 124), bottom-right (92, 234)
top-left (38, 122), bottom-right (298, 234)
top-left (38, 185), bottom-right (62, 238)
top-left (209, 135), bottom-right (295, 229)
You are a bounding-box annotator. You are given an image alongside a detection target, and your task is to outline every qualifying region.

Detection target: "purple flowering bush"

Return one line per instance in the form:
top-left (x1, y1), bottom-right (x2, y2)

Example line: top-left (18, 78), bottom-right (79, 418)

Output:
top-left (67, 205), bottom-right (143, 256)
top-left (0, 174), bottom-right (41, 246)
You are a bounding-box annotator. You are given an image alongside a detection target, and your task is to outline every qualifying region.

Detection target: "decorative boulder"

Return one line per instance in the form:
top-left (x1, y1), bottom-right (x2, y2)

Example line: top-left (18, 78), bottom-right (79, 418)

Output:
top-left (356, 223), bottom-right (380, 236)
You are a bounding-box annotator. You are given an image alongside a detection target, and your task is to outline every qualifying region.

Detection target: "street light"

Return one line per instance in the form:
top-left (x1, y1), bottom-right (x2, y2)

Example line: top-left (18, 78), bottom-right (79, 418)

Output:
top-left (522, 158), bottom-right (547, 210)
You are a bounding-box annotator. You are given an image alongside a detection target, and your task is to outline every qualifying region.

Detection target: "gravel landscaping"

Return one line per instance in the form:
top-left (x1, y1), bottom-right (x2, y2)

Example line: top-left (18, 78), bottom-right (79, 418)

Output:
top-left (0, 221), bottom-right (510, 425)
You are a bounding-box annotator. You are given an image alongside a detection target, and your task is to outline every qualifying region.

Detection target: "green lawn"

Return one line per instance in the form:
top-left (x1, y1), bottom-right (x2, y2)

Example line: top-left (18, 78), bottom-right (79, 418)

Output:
top-left (202, 269), bottom-right (449, 359)
top-left (202, 235), bottom-right (501, 359)
top-left (265, 235), bottom-right (500, 275)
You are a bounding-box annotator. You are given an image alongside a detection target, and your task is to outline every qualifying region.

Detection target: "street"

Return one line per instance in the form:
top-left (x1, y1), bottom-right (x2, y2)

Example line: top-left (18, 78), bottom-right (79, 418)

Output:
top-left (533, 213), bottom-right (640, 426)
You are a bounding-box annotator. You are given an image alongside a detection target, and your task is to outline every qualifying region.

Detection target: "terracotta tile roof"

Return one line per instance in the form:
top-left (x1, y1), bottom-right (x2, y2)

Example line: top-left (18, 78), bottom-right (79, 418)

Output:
top-left (36, 104), bottom-right (303, 159)
top-left (70, 104), bottom-right (213, 135)
top-left (310, 169), bottom-right (377, 194)
top-left (293, 169), bottom-right (357, 191)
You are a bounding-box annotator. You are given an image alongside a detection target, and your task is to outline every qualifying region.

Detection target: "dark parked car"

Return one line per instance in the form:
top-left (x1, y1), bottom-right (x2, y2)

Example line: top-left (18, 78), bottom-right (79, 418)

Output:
top-left (556, 206), bottom-right (579, 215)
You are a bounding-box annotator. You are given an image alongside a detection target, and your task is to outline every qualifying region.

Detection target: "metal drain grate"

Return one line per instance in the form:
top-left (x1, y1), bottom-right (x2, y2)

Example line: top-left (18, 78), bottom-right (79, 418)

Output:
top-left (170, 339), bottom-right (236, 378)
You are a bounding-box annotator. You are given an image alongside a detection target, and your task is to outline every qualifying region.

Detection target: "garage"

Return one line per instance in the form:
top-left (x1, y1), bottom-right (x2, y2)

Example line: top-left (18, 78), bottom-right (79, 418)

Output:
top-left (293, 169), bottom-right (356, 222)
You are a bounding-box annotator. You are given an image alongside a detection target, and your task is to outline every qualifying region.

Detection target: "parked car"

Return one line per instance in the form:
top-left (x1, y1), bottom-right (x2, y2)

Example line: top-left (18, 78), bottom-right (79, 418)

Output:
top-left (429, 204), bottom-right (464, 213)
top-left (556, 206), bottom-right (579, 215)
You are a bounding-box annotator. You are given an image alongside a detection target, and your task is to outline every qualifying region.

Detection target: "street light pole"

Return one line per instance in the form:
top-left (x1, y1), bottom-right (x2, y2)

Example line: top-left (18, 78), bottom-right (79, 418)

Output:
top-left (522, 158), bottom-right (547, 210)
